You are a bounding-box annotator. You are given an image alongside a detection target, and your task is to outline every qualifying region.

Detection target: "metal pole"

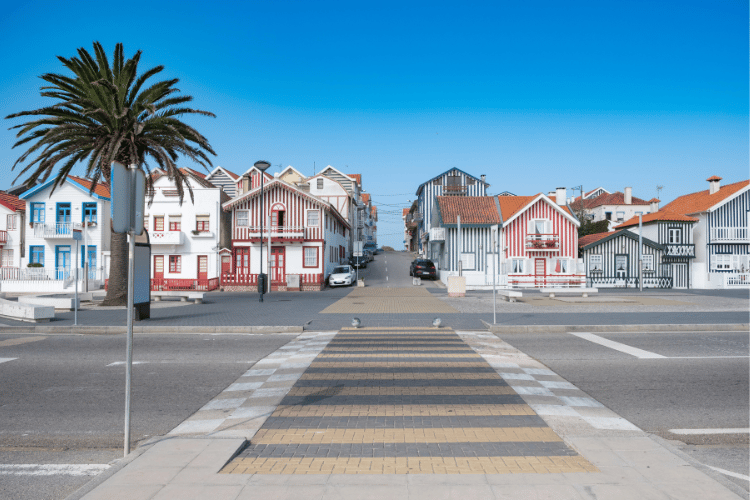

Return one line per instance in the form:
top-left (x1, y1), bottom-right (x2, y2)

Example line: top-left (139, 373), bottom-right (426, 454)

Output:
top-left (457, 215), bottom-right (462, 277)
top-left (267, 206), bottom-right (271, 295)
top-left (260, 177), bottom-right (264, 302)
top-left (83, 222), bottom-right (89, 293)
top-left (74, 239), bottom-right (78, 326)
top-left (493, 227), bottom-right (497, 325)
top-left (124, 230), bottom-right (135, 456)
top-left (638, 213), bottom-right (643, 292)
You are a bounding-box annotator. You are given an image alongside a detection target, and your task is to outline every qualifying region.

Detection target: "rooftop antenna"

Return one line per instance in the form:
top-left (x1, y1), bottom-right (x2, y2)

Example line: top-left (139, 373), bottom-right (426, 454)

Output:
top-left (656, 185), bottom-right (663, 199)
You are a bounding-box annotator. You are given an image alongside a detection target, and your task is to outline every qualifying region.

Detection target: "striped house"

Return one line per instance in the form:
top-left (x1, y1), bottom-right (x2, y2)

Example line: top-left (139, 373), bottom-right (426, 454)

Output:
top-left (661, 176), bottom-right (750, 288)
top-left (222, 178), bottom-right (350, 291)
top-left (415, 168), bottom-right (489, 261)
top-left (205, 166), bottom-right (240, 198)
top-left (612, 208), bottom-right (698, 288)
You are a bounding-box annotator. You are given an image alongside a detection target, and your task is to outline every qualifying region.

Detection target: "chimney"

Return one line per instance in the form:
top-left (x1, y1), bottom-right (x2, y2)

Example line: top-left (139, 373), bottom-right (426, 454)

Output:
top-left (556, 187), bottom-right (566, 206)
top-left (708, 176), bottom-right (722, 194)
top-left (480, 174), bottom-right (486, 183)
top-left (624, 187), bottom-right (632, 205)
top-left (649, 198), bottom-right (660, 212)
top-left (548, 191), bottom-right (556, 199)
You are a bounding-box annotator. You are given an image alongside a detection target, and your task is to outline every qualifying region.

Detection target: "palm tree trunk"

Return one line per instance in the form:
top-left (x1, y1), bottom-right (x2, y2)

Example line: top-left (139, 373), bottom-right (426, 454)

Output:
top-left (101, 230), bottom-right (129, 306)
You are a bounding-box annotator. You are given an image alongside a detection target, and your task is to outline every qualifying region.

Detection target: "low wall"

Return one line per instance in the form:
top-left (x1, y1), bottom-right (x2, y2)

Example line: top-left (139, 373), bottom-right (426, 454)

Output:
top-left (0, 279), bottom-right (103, 293)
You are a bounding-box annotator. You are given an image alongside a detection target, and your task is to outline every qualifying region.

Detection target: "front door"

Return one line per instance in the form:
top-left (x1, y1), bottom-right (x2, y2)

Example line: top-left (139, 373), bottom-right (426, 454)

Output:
top-left (82, 245), bottom-right (97, 279)
top-left (534, 258), bottom-right (546, 287)
top-left (197, 255), bottom-right (208, 280)
top-left (615, 255), bottom-right (628, 282)
top-left (235, 248), bottom-right (250, 274)
top-left (55, 245), bottom-right (71, 280)
top-left (672, 263), bottom-right (687, 289)
top-left (270, 246), bottom-right (285, 283)
top-left (154, 255), bottom-right (164, 280)
top-left (221, 255), bottom-right (231, 276)
top-left (56, 203), bottom-right (71, 235)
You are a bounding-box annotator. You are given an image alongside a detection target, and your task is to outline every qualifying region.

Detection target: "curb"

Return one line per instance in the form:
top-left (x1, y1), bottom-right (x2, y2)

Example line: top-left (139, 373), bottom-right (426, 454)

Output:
top-left (481, 321), bottom-right (749, 333)
top-left (0, 325), bottom-right (304, 335)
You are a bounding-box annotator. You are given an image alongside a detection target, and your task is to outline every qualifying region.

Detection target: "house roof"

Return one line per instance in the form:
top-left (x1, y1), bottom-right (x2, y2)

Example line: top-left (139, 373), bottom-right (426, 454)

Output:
top-left (403, 208), bottom-right (410, 217)
top-left (496, 195), bottom-right (538, 221)
top-left (68, 176), bottom-right (111, 198)
top-left (578, 231), bottom-right (611, 248)
top-left (569, 191), bottom-right (649, 211)
top-left (0, 192), bottom-right (25, 212)
top-left (580, 229), bottom-right (663, 252)
top-left (151, 168), bottom-right (216, 189)
top-left (661, 179), bottom-right (750, 215)
top-left (415, 168), bottom-right (487, 196)
top-left (437, 196), bottom-right (501, 225)
top-left (614, 210), bottom-right (698, 229)
top-left (347, 174), bottom-right (362, 186)
top-left (361, 193), bottom-right (370, 204)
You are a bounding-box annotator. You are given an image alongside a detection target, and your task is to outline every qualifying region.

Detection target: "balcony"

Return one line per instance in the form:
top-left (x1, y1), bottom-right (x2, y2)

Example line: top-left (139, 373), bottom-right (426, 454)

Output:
top-left (443, 185), bottom-right (467, 196)
top-left (33, 222), bottom-right (84, 239)
top-left (245, 226), bottom-right (305, 240)
top-left (710, 227), bottom-right (748, 243)
top-left (525, 234), bottom-right (560, 251)
top-left (150, 231), bottom-right (184, 245)
top-left (0, 230), bottom-right (6, 245)
top-left (664, 244), bottom-right (695, 258)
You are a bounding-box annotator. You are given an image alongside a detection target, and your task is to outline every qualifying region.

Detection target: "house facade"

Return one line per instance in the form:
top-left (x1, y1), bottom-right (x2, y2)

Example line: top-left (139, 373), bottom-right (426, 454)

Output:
top-left (145, 169), bottom-right (231, 291)
top-left (205, 166), bottom-right (240, 198)
top-left (5, 176), bottom-right (111, 292)
top-left (221, 178), bottom-right (350, 291)
top-left (570, 188), bottom-right (651, 230)
top-left (0, 192), bottom-right (25, 274)
top-left (415, 168), bottom-right (489, 261)
top-left (662, 176), bottom-right (750, 288)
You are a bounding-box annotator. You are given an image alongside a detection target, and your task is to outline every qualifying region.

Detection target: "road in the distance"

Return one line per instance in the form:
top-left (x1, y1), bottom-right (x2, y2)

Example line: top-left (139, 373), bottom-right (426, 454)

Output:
top-left (355, 250), bottom-right (440, 288)
top-left (0, 333), bottom-right (295, 500)
top-left (501, 330), bottom-right (749, 494)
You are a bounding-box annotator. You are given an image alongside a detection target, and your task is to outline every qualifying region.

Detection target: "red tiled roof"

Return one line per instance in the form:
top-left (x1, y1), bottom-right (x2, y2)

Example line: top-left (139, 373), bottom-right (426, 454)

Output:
top-left (361, 193), bottom-right (370, 204)
top-left (496, 195), bottom-right (538, 221)
top-left (0, 192), bottom-right (25, 212)
top-left (648, 198), bottom-right (660, 203)
top-left (348, 174), bottom-right (362, 185)
top-left (614, 210), bottom-right (698, 229)
top-left (222, 167), bottom-right (239, 180)
top-left (437, 196), bottom-right (500, 225)
top-left (578, 232), bottom-right (611, 248)
top-left (662, 179), bottom-right (749, 215)
top-left (707, 175), bottom-right (722, 181)
top-left (403, 208), bottom-right (410, 217)
top-left (569, 191), bottom-right (649, 211)
top-left (68, 176), bottom-right (111, 198)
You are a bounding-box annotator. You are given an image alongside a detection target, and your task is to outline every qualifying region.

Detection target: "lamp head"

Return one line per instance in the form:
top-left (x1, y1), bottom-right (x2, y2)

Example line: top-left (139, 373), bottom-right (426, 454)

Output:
top-left (254, 160), bottom-right (271, 172)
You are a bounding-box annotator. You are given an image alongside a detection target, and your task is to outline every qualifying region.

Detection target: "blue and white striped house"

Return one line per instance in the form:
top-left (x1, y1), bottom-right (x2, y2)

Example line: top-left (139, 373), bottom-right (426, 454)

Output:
top-left (414, 168), bottom-right (489, 262)
top-left (662, 176), bottom-right (750, 288)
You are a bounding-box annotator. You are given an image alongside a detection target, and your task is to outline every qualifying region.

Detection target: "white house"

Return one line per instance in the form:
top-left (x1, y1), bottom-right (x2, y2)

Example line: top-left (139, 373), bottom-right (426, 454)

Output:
top-left (145, 168), bottom-right (231, 290)
top-left (0, 192), bottom-right (25, 274)
top-left (569, 187), bottom-right (652, 230)
top-left (4, 176), bottom-right (111, 292)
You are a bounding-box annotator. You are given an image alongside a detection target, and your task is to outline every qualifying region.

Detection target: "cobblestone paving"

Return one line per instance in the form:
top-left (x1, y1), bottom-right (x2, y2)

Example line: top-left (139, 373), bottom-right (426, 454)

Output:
top-left (320, 287), bottom-right (459, 314)
top-left (222, 327), bottom-right (597, 474)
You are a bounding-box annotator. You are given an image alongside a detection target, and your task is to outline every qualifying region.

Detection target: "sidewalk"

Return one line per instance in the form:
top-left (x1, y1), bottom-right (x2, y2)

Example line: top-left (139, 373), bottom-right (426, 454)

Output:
top-left (71, 327), bottom-right (744, 500)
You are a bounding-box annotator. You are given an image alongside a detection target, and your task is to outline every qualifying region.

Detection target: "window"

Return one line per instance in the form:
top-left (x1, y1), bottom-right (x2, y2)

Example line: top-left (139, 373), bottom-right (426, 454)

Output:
top-left (6, 214), bottom-right (17, 230)
top-left (460, 253), bottom-right (475, 270)
top-left (432, 178), bottom-right (441, 186)
top-left (642, 254), bottom-right (654, 271)
top-left (236, 211), bottom-right (249, 227)
top-left (196, 215), bottom-right (210, 232)
top-left (169, 216), bottom-right (181, 231)
top-left (510, 259), bottom-right (525, 273)
top-left (304, 246), bottom-right (318, 267)
top-left (83, 202), bottom-right (97, 223)
top-left (169, 255), bottom-right (181, 273)
top-left (589, 254), bottom-right (603, 272)
top-left (30, 246), bottom-right (44, 265)
top-left (635, 211), bottom-right (643, 216)
top-left (616, 211), bottom-right (625, 221)
top-left (467, 178), bottom-right (476, 185)
top-left (712, 254), bottom-right (731, 270)
top-left (554, 258), bottom-right (568, 273)
top-left (668, 228), bottom-right (682, 244)
top-left (317, 178), bottom-right (324, 189)
top-left (307, 210), bottom-right (319, 227)
top-left (31, 202), bottom-right (45, 224)
top-left (154, 216), bottom-right (164, 232)
top-left (605, 212), bottom-right (612, 221)
top-left (2, 249), bottom-right (13, 267)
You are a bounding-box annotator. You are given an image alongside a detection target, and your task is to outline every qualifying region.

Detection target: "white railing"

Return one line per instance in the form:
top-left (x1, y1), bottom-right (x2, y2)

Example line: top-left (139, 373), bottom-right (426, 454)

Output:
top-left (0, 266), bottom-right (103, 281)
top-left (724, 273), bottom-right (750, 288)
top-left (711, 227), bottom-right (748, 242)
top-left (33, 222), bottom-right (84, 239)
top-left (150, 231), bottom-right (184, 245)
top-left (664, 244), bottom-right (696, 257)
top-left (244, 226), bottom-right (305, 239)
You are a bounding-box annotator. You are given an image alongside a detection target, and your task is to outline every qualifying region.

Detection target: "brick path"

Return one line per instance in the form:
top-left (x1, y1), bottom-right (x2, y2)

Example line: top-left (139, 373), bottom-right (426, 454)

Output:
top-left (221, 327), bottom-right (597, 474)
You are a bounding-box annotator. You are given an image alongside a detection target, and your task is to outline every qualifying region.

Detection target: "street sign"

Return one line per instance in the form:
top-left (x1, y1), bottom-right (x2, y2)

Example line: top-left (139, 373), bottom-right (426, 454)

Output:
top-left (72, 229), bottom-right (82, 241)
top-left (354, 241), bottom-right (363, 257)
top-left (111, 162), bottom-right (145, 235)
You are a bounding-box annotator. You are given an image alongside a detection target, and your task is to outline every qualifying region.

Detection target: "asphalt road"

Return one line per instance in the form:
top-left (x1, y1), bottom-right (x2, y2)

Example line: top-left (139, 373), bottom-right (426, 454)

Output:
top-left (0, 333), bottom-right (295, 500)
top-left (500, 330), bottom-right (750, 494)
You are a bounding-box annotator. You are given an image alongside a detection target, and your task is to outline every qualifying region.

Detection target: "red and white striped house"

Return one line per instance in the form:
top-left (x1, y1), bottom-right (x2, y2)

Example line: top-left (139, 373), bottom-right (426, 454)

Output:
top-left (221, 178), bottom-right (350, 291)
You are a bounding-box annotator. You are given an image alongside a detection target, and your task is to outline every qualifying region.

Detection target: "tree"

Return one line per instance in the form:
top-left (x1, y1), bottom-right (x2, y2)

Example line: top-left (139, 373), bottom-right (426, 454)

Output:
top-left (6, 42), bottom-right (216, 305)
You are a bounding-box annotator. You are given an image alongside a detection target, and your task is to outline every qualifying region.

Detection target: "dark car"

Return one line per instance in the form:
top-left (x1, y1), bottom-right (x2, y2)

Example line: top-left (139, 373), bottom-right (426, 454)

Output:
top-left (409, 259), bottom-right (437, 279)
top-left (349, 255), bottom-right (368, 269)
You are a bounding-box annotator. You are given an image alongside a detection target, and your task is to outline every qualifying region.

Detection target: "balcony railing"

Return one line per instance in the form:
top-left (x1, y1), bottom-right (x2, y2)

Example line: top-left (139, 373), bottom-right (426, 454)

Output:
top-left (243, 226), bottom-right (305, 240)
top-left (664, 244), bottom-right (695, 258)
top-left (443, 185), bottom-right (467, 196)
top-left (711, 227), bottom-right (748, 243)
top-left (525, 234), bottom-right (560, 250)
top-left (150, 231), bottom-right (184, 245)
top-left (724, 273), bottom-right (750, 288)
top-left (0, 230), bottom-right (6, 245)
top-left (508, 274), bottom-right (585, 288)
top-left (152, 278), bottom-right (219, 291)
top-left (220, 272), bottom-right (323, 287)
top-left (33, 222), bottom-right (84, 239)
top-left (587, 275), bottom-right (673, 288)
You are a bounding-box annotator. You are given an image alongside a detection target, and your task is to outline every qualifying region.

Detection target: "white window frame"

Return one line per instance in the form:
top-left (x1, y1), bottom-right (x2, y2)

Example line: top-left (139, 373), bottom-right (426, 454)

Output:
top-left (317, 178), bottom-right (324, 189)
top-left (555, 258), bottom-right (569, 273)
top-left (6, 214), bottom-right (17, 231)
top-left (510, 259), bottom-right (525, 274)
top-left (236, 210), bottom-right (249, 227)
top-left (304, 246), bottom-right (318, 267)
top-left (616, 211), bottom-right (625, 221)
top-left (642, 254), bottom-right (654, 271)
top-left (459, 253), bottom-right (475, 270)
top-left (306, 210), bottom-right (320, 227)
top-left (1, 249), bottom-right (13, 267)
top-left (711, 254), bottom-right (731, 270)
top-left (668, 228), bottom-right (682, 244)
top-left (589, 254), bottom-right (603, 272)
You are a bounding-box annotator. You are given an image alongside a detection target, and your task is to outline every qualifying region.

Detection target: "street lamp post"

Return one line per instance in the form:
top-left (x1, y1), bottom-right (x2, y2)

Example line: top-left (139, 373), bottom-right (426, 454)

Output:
top-left (255, 160), bottom-right (271, 302)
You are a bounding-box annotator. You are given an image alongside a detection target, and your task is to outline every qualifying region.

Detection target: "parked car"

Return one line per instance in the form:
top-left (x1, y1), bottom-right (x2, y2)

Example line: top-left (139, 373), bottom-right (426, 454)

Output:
top-left (364, 250), bottom-right (373, 262)
top-left (409, 259), bottom-right (437, 279)
top-left (329, 265), bottom-right (355, 287)
top-left (349, 255), bottom-right (368, 269)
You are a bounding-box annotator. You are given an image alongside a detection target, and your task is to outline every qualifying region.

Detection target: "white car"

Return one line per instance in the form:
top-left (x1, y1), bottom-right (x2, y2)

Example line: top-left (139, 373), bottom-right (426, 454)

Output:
top-left (329, 265), bottom-right (355, 287)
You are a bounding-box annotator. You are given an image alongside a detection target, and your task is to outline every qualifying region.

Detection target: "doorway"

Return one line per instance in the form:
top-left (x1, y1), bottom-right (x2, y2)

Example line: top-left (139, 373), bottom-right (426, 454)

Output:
top-left (55, 245), bottom-right (71, 280)
top-left (153, 256), bottom-right (164, 280)
top-left (56, 203), bottom-right (71, 235)
top-left (672, 263), bottom-right (688, 289)
top-left (198, 255), bottom-right (208, 280)
top-left (270, 246), bottom-right (285, 283)
top-left (534, 258), bottom-right (546, 287)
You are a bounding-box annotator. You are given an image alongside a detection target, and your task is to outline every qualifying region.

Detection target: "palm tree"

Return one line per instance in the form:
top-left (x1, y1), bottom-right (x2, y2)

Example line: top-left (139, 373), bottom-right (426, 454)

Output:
top-left (6, 41), bottom-right (216, 305)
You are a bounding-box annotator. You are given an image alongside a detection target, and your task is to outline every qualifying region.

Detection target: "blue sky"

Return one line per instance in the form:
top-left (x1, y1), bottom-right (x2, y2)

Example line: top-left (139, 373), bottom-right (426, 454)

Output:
top-left (1, 0), bottom-right (747, 248)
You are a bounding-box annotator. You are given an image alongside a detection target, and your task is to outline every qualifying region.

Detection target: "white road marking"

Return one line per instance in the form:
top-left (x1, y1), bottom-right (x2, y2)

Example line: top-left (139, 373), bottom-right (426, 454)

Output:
top-left (707, 465), bottom-right (750, 482)
top-left (107, 361), bottom-right (146, 366)
top-left (386, 276), bottom-right (389, 281)
top-left (569, 332), bottom-right (666, 359)
top-left (669, 428), bottom-right (750, 435)
top-left (0, 358), bottom-right (18, 365)
top-left (0, 464), bottom-right (110, 476)
top-left (660, 356), bottom-right (750, 359)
